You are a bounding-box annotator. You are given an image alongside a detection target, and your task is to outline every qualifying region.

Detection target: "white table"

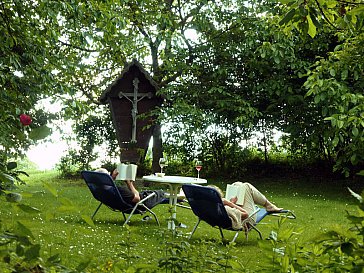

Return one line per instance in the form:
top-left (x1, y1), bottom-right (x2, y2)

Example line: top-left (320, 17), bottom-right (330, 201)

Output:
top-left (142, 175), bottom-right (207, 230)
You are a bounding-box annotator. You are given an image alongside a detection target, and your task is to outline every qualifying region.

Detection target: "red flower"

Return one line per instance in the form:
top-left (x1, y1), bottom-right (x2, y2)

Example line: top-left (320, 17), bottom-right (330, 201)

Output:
top-left (20, 114), bottom-right (32, 126)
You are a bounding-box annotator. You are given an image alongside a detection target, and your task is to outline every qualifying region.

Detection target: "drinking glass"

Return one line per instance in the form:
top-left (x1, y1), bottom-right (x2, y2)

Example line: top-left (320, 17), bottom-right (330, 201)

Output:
top-left (159, 158), bottom-right (167, 173)
top-left (195, 160), bottom-right (202, 179)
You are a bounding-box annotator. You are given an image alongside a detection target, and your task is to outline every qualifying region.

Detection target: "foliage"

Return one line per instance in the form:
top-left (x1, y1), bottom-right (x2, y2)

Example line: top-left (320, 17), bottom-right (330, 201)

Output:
top-left (73, 113), bottom-right (119, 164)
top-left (160, 5), bottom-right (359, 175)
top-left (56, 111), bottom-right (119, 177)
top-left (0, 187), bottom-right (93, 272)
top-left (2, 0), bottom-right (363, 177)
top-left (304, 33), bottom-right (364, 177)
top-left (259, 189), bottom-right (364, 272)
top-left (200, 133), bottom-right (253, 179)
top-left (0, 176), bottom-right (242, 273)
top-left (56, 149), bottom-right (86, 178)
top-left (0, 160), bottom-right (27, 204)
top-left (0, 194), bottom-right (69, 273)
top-left (1, 0), bottom-right (60, 161)
top-left (276, 0), bottom-right (364, 176)
top-left (163, 129), bottom-right (340, 179)
top-left (158, 238), bottom-right (250, 273)
top-left (278, 0), bottom-right (364, 38)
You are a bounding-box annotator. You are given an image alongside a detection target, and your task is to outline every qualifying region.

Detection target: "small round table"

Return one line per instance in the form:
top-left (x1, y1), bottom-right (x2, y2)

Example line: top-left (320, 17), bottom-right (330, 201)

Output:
top-left (142, 175), bottom-right (207, 230)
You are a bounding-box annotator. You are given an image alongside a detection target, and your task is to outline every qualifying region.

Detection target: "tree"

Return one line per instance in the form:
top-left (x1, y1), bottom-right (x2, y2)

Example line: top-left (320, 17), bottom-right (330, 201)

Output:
top-left (278, 0), bottom-right (364, 176)
top-left (1, 0), bottom-right (60, 185)
top-left (1, 0), bottom-right (61, 158)
top-left (39, 0), bottom-right (283, 171)
top-left (2, 0), bottom-right (362, 177)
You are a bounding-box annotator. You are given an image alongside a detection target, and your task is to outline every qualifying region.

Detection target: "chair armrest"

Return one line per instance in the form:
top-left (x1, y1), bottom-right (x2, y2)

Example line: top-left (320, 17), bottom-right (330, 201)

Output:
top-left (135, 191), bottom-right (157, 206)
top-left (241, 207), bottom-right (261, 227)
top-left (248, 207), bottom-right (261, 218)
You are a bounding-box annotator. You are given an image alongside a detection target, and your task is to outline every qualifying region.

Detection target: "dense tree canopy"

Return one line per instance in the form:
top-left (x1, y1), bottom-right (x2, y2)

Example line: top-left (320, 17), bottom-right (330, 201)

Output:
top-left (1, 0), bottom-right (363, 177)
top-left (278, 0), bottom-right (364, 175)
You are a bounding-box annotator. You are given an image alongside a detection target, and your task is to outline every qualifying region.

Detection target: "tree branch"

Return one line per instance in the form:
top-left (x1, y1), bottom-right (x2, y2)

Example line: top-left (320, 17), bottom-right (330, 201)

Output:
top-left (314, 0), bottom-right (342, 30)
top-left (337, 0), bottom-right (364, 5)
top-left (58, 40), bottom-right (97, 52)
top-left (78, 83), bottom-right (101, 105)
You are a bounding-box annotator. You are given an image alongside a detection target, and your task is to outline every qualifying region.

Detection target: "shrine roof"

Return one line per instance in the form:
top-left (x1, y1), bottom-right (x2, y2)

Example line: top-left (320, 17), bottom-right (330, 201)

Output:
top-left (99, 59), bottom-right (159, 104)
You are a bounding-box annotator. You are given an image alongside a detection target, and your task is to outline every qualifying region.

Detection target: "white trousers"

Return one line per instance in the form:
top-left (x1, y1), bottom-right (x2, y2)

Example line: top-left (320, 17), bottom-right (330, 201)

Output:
top-left (231, 182), bottom-right (267, 221)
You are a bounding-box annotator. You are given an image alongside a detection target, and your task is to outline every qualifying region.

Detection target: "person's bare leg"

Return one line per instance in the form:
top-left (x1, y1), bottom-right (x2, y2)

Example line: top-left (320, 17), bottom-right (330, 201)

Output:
top-left (231, 182), bottom-right (283, 215)
top-left (264, 200), bottom-right (283, 212)
top-left (244, 182), bottom-right (283, 211)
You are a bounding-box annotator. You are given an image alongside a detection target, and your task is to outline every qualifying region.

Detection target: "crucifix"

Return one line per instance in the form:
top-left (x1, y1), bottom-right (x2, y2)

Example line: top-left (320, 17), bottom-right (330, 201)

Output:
top-left (118, 77), bottom-right (153, 143)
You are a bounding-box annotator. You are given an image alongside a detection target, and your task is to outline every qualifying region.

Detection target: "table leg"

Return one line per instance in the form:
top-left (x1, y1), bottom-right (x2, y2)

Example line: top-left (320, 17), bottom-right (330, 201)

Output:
top-left (167, 184), bottom-right (180, 230)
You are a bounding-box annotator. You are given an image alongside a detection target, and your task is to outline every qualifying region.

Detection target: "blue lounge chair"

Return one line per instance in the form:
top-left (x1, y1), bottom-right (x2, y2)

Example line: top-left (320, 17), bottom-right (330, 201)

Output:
top-left (182, 184), bottom-right (296, 242)
top-left (81, 170), bottom-right (161, 226)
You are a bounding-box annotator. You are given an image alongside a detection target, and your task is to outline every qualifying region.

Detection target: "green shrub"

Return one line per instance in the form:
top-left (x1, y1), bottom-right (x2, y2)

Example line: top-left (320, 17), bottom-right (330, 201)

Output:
top-left (56, 149), bottom-right (86, 178)
top-left (0, 160), bottom-right (28, 205)
top-left (259, 189), bottom-right (364, 272)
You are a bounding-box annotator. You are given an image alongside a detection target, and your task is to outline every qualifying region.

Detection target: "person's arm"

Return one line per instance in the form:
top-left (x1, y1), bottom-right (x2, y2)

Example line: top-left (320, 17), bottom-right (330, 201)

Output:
top-left (111, 169), bottom-right (140, 203)
top-left (125, 180), bottom-right (141, 203)
top-left (222, 198), bottom-right (249, 219)
top-left (111, 169), bottom-right (118, 180)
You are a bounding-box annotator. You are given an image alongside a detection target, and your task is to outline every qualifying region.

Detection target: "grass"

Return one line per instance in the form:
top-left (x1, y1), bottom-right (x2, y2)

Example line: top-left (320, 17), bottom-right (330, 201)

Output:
top-left (1, 170), bottom-right (362, 272)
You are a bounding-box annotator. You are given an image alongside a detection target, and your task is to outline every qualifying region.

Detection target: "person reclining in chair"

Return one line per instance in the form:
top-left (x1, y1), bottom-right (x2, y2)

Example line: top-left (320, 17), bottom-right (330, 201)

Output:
top-left (210, 182), bottom-right (282, 228)
top-left (96, 168), bottom-right (165, 209)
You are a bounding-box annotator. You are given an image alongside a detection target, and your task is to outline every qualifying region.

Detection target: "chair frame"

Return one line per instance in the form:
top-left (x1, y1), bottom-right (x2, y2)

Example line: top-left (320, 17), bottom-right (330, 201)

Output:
top-left (183, 184), bottom-right (296, 243)
top-left (188, 207), bottom-right (261, 242)
top-left (81, 170), bottom-right (160, 226)
top-left (244, 208), bottom-right (296, 240)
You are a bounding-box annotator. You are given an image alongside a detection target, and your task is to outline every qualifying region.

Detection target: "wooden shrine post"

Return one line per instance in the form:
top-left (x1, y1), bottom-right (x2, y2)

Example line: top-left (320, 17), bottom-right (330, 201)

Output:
top-left (99, 59), bottom-right (163, 164)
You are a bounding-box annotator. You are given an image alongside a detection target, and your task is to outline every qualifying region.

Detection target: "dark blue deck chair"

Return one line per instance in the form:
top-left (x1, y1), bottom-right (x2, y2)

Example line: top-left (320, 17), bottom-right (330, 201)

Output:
top-left (182, 184), bottom-right (296, 243)
top-left (81, 170), bottom-right (161, 226)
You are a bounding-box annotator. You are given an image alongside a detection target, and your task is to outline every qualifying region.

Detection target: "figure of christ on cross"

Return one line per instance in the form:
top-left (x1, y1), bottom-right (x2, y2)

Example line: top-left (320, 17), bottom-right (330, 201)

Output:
top-left (118, 77), bottom-right (153, 143)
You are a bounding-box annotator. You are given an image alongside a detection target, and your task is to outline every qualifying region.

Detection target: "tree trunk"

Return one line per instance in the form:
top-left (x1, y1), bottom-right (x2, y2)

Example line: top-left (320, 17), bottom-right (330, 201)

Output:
top-left (263, 131), bottom-right (268, 164)
top-left (152, 124), bottom-right (163, 173)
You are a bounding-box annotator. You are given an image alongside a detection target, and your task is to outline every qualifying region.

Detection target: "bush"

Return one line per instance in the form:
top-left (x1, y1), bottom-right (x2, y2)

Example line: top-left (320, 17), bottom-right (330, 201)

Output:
top-left (0, 161), bottom-right (26, 189)
top-left (259, 189), bottom-right (364, 272)
top-left (56, 149), bottom-right (86, 178)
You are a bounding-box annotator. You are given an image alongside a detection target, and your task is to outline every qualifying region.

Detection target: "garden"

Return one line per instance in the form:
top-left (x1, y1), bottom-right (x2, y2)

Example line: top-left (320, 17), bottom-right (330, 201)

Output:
top-left (1, 0), bottom-right (364, 272)
top-left (1, 168), bottom-right (363, 272)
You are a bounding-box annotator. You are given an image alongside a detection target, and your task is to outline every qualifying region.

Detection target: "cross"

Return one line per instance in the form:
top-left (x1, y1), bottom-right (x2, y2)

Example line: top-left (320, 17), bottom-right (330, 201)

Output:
top-left (119, 77), bottom-right (153, 142)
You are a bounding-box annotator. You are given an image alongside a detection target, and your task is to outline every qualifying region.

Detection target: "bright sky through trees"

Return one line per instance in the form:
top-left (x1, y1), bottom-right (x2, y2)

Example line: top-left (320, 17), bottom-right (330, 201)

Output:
top-left (27, 134), bottom-right (67, 170)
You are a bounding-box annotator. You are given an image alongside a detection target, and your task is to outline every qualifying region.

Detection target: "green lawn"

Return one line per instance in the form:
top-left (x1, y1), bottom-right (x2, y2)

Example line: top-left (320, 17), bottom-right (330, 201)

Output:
top-left (0, 170), bottom-right (361, 272)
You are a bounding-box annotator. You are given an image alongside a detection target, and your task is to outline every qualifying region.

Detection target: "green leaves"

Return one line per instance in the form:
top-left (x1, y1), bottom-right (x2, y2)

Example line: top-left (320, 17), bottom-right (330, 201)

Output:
top-left (303, 28), bottom-right (364, 174)
top-left (0, 172), bottom-right (15, 184)
top-left (307, 15), bottom-right (317, 38)
top-left (352, 127), bottom-right (359, 137)
top-left (16, 221), bottom-right (35, 240)
top-left (277, 0), bottom-right (364, 42)
top-left (29, 125), bottom-right (52, 141)
top-left (7, 162), bottom-right (17, 170)
top-left (43, 182), bottom-right (95, 226)
top-left (0, 0), bottom-right (362, 178)
top-left (277, 0), bottom-right (296, 3)
top-left (81, 215), bottom-right (95, 227)
top-left (257, 188), bottom-right (364, 272)
top-left (16, 204), bottom-right (41, 214)
top-left (279, 9), bottom-right (296, 26)
top-left (43, 182), bottom-right (58, 197)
